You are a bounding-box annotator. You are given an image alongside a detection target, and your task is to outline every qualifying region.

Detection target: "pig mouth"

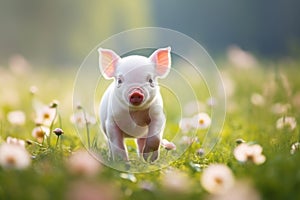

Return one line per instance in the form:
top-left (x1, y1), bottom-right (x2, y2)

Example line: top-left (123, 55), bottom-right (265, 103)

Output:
top-left (128, 88), bottom-right (144, 106)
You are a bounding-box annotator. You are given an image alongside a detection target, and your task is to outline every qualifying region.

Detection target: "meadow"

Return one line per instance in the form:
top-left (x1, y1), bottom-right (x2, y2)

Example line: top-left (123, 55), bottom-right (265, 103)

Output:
top-left (0, 50), bottom-right (300, 200)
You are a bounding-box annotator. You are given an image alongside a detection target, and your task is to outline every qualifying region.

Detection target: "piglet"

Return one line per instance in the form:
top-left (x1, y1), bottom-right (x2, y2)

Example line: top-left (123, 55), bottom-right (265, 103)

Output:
top-left (98, 47), bottom-right (171, 162)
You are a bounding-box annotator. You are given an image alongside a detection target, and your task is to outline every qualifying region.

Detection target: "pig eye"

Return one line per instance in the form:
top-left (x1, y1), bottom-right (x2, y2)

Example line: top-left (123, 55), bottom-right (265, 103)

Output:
top-left (116, 77), bottom-right (123, 87)
top-left (148, 78), bottom-right (154, 87)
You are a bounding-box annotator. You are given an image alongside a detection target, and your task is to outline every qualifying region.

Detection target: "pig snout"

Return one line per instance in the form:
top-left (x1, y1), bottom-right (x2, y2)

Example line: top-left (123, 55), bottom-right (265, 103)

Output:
top-left (129, 88), bottom-right (144, 106)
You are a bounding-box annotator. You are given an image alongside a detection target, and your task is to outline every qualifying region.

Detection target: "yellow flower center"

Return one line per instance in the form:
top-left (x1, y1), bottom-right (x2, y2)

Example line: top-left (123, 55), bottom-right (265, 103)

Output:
top-left (214, 176), bottom-right (223, 185)
top-left (6, 155), bottom-right (16, 165)
top-left (36, 129), bottom-right (45, 138)
top-left (199, 119), bottom-right (205, 125)
top-left (43, 112), bottom-right (50, 119)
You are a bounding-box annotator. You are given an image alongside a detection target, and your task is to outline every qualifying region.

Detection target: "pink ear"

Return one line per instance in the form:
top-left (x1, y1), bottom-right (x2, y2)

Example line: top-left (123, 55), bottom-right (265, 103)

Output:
top-left (149, 47), bottom-right (171, 78)
top-left (98, 48), bottom-right (120, 79)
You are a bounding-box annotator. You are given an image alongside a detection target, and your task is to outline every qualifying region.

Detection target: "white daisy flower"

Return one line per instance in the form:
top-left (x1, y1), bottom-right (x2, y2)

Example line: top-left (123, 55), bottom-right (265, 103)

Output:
top-left (35, 106), bottom-right (56, 126)
top-left (70, 112), bottom-right (96, 128)
top-left (32, 126), bottom-right (50, 143)
top-left (250, 93), bottom-right (265, 106)
top-left (201, 164), bottom-right (235, 194)
top-left (179, 117), bottom-right (193, 133)
top-left (209, 181), bottom-right (261, 200)
top-left (67, 150), bottom-right (101, 176)
top-left (234, 143), bottom-right (266, 165)
top-left (161, 168), bottom-right (191, 193)
top-left (6, 136), bottom-right (25, 148)
top-left (191, 112), bottom-right (211, 130)
top-left (7, 110), bottom-right (26, 125)
top-left (276, 116), bottom-right (297, 131)
top-left (271, 103), bottom-right (290, 115)
top-left (290, 142), bottom-right (300, 155)
top-left (0, 143), bottom-right (31, 170)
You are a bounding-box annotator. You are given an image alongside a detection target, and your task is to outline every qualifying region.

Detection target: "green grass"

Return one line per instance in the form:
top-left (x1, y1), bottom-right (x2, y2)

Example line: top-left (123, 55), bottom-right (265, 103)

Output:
top-left (0, 59), bottom-right (300, 200)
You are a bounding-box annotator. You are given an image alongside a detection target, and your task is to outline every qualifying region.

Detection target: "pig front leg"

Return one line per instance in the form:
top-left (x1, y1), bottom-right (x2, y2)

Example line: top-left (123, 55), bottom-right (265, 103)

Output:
top-left (143, 105), bottom-right (166, 162)
top-left (106, 120), bottom-right (128, 161)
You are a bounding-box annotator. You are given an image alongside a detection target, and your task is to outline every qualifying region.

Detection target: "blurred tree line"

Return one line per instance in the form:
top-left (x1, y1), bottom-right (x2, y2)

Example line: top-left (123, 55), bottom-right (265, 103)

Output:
top-left (153, 0), bottom-right (300, 58)
top-left (0, 0), bottom-right (299, 66)
top-left (0, 0), bottom-right (152, 66)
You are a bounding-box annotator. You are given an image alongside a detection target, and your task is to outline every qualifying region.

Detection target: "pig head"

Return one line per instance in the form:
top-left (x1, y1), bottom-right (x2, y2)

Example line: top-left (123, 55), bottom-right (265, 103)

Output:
top-left (98, 47), bottom-right (171, 162)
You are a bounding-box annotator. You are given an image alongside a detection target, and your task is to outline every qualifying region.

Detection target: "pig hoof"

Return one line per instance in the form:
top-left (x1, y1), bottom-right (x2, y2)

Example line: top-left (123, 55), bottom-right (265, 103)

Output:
top-left (143, 151), bottom-right (159, 163)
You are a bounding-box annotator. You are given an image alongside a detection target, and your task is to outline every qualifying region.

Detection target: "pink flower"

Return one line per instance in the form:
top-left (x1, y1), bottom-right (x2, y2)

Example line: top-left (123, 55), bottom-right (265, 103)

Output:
top-left (161, 139), bottom-right (176, 151)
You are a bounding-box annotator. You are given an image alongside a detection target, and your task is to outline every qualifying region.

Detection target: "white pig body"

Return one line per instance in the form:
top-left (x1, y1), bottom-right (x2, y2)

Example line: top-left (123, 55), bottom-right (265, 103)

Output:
top-left (98, 48), bottom-right (171, 162)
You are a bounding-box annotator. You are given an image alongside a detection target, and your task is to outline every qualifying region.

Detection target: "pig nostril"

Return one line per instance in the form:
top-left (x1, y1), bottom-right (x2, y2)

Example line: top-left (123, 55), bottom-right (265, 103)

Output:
top-left (129, 92), bottom-right (144, 105)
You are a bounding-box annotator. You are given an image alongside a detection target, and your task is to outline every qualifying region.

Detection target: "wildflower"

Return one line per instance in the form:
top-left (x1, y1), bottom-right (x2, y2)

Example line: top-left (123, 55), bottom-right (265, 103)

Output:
top-left (179, 117), bottom-right (193, 133)
top-left (70, 112), bottom-right (96, 128)
top-left (196, 148), bottom-right (205, 157)
top-left (161, 139), bottom-right (176, 151)
top-left (7, 110), bottom-right (26, 125)
top-left (233, 143), bottom-right (266, 165)
top-left (139, 181), bottom-right (155, 191)
top-left (67, 149), bottom-right (102, 176)
top-left (161, 168), bottom-right (191, 193)
top-left (227, 45), bottom-right (257, 68)
top-left (6, 136), bottom-right (26, 148)
top-left (201, 164), bottom-right (235, 194)
top-left (65, 181), bottom-right (120, 200)
top-left (208, 181), bottom-right (261, 200)
top-left (29, 85), bottom-right (38, 95)
top-left (0, 143), bottom-right (31, 170)
top-left (271, 103), bottom-right (290, 115)
top-left (207, 97), bottom-right (217, 107)
top-left (276, 116), bottom-right (297, 131)
top-left (32, 126), bottom-right (50, 143)
top-left (9, 54), bottom-right (30, 75)
top-left (250, 93), bottom-right (265, 106)
top-left (290, 142), bottom-right (300, 155)
top-left (191, 112), bottom-right (211, 130)
top-left (35, 106), bottom-right (56, 126)
top-left (53, 128), bottom-right (64, 136)
top-left (180, 136), bottom-right (196, 145)
top-left (49, 100), bottom-right (59, 108)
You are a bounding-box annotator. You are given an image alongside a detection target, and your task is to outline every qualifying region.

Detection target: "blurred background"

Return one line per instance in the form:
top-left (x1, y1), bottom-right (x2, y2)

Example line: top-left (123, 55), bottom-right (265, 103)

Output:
top-left (0, 0), bottom-right (300, 67)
